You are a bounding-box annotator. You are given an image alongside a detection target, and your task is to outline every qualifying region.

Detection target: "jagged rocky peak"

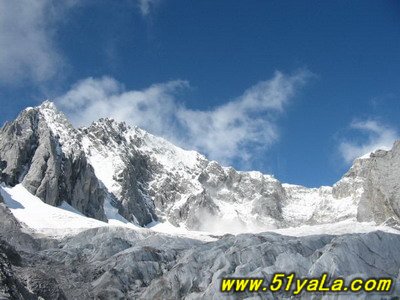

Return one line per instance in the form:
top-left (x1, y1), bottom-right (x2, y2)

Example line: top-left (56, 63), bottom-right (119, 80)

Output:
top-left (37, 100), bottom-right (81, 152)
top-left (0, 101), bottom-right (107, 221)
top-left (81, 117), bottom-right (136, 151)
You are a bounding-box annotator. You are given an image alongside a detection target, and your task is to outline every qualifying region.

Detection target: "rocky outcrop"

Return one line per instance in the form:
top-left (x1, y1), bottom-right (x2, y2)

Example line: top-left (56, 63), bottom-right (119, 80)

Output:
top-left (333, 142), bottom-right (400, 225)
top-left (0, 204), bottom-right (66, 300)
top-left (0, 240), bottom-right (33, 300)
top-left (0, 203), bottom-right (39, 253)
top-left (0, 108), bottom-right (40, 186)
top-left (0, 102), bottom-right (106, 221)
top-left (357, 144), bottom-right (400, 223)
top-left (82, 119), bottom-right (157, 226)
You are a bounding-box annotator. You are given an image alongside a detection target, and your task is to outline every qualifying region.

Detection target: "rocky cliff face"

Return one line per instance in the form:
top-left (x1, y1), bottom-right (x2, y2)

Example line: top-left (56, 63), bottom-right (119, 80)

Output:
top-left (333, 143), bottom-right (400, 225)
top-left (1, 101), bottom-right (400, 231)
top-left (0, 102), bottom-right (106, 221)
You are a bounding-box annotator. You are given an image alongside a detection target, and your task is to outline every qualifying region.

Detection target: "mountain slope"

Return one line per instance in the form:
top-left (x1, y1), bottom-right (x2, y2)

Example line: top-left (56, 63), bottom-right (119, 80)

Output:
top-left (0, 101), bottom-right (399, 233)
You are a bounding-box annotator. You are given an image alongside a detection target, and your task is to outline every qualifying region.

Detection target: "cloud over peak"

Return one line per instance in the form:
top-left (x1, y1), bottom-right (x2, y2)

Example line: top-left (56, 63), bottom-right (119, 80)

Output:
top-left (339, 120), bottom-right (398, 164)
top-left (175, 71), bottom-right (310, 163)
top-left (57, 76), bottom-right (188, 135)
top-left (56, 70), bottom-right (310, 165)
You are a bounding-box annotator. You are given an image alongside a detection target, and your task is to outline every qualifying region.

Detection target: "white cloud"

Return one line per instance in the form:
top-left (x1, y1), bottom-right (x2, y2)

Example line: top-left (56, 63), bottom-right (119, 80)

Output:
top-left (56, 71), bottom-right (310, 164)
top-left (0, 1), bottom-right (76, 84)
top-left (56, 76), bottom-right (188, 136)
top-left (339, 120), bottom-right (398, 164)
top-left (176, 71), bottom-right (309, 163)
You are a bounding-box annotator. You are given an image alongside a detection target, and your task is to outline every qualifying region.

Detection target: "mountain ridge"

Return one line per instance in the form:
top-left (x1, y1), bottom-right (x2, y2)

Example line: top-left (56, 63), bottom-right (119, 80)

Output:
top-left (1, 101), bottom-right (399, 233)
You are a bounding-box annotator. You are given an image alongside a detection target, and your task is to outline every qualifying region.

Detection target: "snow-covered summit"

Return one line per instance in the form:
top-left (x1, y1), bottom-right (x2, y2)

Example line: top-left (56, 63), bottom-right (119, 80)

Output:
top-left (37, 100), bottom-right (82, 155)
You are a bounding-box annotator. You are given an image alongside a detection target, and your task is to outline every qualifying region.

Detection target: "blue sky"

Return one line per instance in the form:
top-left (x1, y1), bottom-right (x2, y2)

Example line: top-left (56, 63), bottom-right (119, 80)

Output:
top-left (1, 0), bottom-right (400, 187)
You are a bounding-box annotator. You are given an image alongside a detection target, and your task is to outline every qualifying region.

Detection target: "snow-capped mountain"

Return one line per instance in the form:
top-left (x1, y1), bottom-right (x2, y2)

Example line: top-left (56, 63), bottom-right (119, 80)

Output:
top-left (1, 101), bottom-right (399, 234)
top-left (1, 101), bottom-right (400, 299)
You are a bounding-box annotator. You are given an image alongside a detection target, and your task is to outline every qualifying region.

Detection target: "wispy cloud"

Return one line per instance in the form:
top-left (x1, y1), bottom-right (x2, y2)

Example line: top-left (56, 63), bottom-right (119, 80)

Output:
top-left (56, 70), bottom-right (310, 164)
top-left (137, 0), bottom-right (162, 16)
top-left (0, 1), bottom-right (76, 85)
top-left (56, 76), bottom-right (188, 135)
top-left (339, 120), bottom-right (398, 164)
top-left (176, 71), bottom-right (310, 163)
top-left (0, 0), bottom-right (163, 85)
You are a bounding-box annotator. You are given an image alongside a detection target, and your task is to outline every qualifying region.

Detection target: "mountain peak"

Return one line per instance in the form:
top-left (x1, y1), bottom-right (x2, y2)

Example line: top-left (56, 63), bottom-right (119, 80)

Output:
top-left (37, 100), bottom-right (57, 110)
top-left (35, 100), bottom-right (81, 155)
top-left (88, 117), bottom-right (130, 133)
top-left (36, 100), bottom-right (68, 124)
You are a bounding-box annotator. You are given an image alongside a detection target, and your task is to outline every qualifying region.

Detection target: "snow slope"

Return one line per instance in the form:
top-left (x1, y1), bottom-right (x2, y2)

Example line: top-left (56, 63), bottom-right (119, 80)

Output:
top-left (0, 184), bottom-right (216, 241)
top-left (0, 184), bottom-right (136, 237)
top-left (1, 183), bottom-right (398, 241)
